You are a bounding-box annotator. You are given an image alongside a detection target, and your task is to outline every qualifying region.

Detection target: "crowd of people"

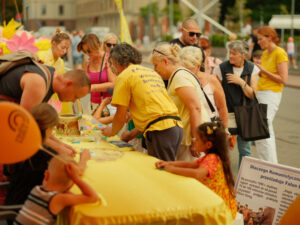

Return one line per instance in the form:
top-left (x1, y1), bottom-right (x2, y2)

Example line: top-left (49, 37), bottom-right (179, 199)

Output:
top-left (0, 17), bottom-right (291, 224)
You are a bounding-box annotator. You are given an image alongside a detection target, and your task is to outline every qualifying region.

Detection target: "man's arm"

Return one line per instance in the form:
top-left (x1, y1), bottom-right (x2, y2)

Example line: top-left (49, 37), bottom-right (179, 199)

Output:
top-left (20, 72), bottom-right (47, 110)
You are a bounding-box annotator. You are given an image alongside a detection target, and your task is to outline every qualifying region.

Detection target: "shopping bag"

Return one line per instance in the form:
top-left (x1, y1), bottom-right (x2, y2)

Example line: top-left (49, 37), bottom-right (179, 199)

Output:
top-left (234, 97), bottom-right (270, 141)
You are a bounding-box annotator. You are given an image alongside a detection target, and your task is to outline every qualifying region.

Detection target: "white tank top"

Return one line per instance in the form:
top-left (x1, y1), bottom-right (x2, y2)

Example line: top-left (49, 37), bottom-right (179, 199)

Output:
top-left (203, 83), bottom-right (219, 118)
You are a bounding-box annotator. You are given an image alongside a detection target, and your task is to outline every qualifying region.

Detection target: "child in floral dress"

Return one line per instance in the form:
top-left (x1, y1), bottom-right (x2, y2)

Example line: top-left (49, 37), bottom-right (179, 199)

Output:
top-left (156, 121), bottom-right (237, 219)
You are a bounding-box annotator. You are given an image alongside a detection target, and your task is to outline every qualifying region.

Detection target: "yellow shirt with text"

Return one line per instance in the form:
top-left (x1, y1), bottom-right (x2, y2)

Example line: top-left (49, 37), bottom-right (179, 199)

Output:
top-left (258, 46), bottom-right (288, 92)
top-left (111, 64), bottom-right (181, 134)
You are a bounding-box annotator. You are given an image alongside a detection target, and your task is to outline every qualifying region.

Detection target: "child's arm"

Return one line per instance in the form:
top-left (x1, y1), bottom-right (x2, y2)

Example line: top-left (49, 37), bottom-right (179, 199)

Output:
top-left (49, 163), bottom-right (98, 215)
top-left (163, 164), bottom-right (209, 182)
top-left (78, 149), bottom-right (91, 176)
top-left (93, 98), bottom-right (111, 120)
top-left (155, 160), bottom-right (198, 169)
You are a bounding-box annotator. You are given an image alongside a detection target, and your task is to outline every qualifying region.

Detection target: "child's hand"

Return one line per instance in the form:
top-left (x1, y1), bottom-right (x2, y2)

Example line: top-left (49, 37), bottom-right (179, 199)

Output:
top-left (155, 160), bottom-right (168, 169)
top-left (101, 97), bottom-right (112, 106)
top-left (80, 149), bottom-right (91, 161)
top-left (65, 163), bottom-right (80, 180)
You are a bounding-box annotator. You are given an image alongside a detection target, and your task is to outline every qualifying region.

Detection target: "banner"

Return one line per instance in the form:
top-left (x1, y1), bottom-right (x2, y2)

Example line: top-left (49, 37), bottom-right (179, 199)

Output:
top-left (235, 157), bottom-right (300, 225)
top-left (114, 0), bottom-right (132, 45)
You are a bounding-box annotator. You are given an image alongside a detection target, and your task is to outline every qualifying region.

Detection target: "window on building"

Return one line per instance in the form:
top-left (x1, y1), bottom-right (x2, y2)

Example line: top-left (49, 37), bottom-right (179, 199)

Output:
top-left (59, 21), bottom-right (64, 26)
top-left (59, 5), bottom-right (64, 15)
top-left (41, 5), bottom-right (46, 15)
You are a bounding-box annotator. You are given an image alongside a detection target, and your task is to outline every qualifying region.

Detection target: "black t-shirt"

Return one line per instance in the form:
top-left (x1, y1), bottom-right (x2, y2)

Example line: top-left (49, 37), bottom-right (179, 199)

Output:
top-left (0, 64), bottom-right (55, 103)
top-left (4, 145), bottom-right (57, 205)
top-left (251, 34), bottom-right (261, 52)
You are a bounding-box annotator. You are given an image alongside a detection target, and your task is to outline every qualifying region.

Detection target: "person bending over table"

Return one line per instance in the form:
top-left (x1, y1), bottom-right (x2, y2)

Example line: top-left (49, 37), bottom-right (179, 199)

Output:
top-left (101, 43), bottom-right (183, 161)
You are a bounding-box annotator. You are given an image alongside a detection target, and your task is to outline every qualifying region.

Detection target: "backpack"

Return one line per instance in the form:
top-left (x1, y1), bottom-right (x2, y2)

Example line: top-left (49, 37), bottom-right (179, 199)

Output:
top-left (0, 51), bottom-right (51, 91)
top-left (0, 51), bottom-right (52, 101)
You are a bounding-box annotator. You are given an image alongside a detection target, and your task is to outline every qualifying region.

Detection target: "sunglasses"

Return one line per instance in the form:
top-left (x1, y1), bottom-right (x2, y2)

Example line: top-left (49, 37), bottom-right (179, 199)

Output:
top-left (106, 43), bottom-right (117, 48)
top-left (182, 27), bottom-right (201, 38)
top-left (152, 49), bottom-right (167, 56)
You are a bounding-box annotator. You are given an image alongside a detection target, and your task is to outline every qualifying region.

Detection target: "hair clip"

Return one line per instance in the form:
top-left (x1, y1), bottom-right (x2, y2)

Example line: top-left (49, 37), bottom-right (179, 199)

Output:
top-left (206, 126), bottom-right (213, 135)
top-left (212, 126), bottom-right (217, 130)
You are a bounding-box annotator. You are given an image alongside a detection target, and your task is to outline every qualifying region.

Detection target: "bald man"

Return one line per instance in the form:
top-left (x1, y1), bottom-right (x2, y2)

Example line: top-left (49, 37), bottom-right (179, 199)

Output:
top-left (168, 18), bottom-right (205, 87)
top-left (170, 18), bottom-right (201, 47)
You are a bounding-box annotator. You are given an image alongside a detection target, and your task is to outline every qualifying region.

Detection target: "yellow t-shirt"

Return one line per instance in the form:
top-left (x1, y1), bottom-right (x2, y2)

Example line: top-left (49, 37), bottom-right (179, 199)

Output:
top-left (168, 69), bottom-right (210, 146)
top-left (111, 64), bottom-right (181, 133)
top-left (36, 49), bottom-right (73, 114)
top-left (258, 46), bottom-right (288, 92)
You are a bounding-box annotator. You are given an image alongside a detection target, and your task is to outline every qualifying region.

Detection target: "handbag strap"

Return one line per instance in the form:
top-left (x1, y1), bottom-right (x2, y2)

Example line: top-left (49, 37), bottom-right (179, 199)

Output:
top-left (99, 52), bottom-right (106, 98)
top-left (242, 75), bottom-right (259, 106)
top-left (168, 68), bottom-right (216, 114)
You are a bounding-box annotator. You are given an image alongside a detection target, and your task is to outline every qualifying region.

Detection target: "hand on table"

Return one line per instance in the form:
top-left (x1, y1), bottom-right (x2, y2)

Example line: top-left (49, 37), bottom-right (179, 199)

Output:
top-left (101, 126), bottom-right (113, 137)
top-left (80, 149), bottom-right (91, 161)
top-left (155, 160), bottom-right (169, 169)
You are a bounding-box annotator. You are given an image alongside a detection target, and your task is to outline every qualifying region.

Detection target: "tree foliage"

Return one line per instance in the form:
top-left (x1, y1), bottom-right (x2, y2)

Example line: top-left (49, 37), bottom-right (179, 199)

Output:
top-left (219, 0), bottom-right (300, 25)
top-left (0, 0), bottom-right (23, 25)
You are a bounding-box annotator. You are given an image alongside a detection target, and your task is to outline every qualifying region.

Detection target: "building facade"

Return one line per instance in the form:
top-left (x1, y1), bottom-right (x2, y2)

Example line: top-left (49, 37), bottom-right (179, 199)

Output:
top-left (23, 0), bottom-right (76, 31)
top-left (23, 0), bottom-right (220, 41)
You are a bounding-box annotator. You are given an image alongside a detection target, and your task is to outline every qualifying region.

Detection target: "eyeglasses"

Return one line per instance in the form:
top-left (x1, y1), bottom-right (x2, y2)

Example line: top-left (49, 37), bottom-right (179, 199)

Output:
top-left (182, 27), bottom-right (201, 38)
top-left (152, 49), bottom-right (167, 56)
top-left (83, 49), bottom-right (92, 54)
top-left (106, 43), bottom-right (117, 48)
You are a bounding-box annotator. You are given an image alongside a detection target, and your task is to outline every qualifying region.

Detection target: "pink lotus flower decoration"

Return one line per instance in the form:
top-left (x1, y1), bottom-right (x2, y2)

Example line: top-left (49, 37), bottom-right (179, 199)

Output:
top-left (6, 32), bottom-right (39, 53)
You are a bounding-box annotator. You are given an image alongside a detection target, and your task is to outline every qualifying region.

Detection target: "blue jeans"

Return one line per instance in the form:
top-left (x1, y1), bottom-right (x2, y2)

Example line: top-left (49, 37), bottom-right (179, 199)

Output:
top-left (237, 135), bottom-right (251, 167)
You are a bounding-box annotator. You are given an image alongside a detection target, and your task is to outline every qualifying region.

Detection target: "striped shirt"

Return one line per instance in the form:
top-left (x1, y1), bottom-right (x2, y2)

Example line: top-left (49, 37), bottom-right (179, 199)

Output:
top-left (14, 186), bottom-right (58, 225)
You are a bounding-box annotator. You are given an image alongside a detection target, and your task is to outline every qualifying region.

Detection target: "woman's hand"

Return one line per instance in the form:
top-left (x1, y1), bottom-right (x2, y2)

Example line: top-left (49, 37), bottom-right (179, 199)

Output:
top-left (190, 143), bottom-right (201, 158)
top-left (226, 73), bottom-right (244, 86)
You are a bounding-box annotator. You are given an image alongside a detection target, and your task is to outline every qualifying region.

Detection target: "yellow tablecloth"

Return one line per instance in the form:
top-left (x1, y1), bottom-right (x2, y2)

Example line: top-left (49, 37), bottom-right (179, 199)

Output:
top-left (58, 136), bottom-right (233, 225)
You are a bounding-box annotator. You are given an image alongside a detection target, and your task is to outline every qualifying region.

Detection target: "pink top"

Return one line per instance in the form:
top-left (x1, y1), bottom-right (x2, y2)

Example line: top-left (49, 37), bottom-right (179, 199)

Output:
top-left (88, 62), bottom-right (111, 104)
top-left (205, 56), bottom-right (222, 75)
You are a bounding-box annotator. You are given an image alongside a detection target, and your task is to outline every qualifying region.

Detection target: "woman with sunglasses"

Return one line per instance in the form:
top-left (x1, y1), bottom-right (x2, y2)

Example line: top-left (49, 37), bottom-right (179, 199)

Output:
top-left (151, 43), bottom-right (210, 161)
top-left (77, 34), bottom-right (116, 113)
top-left (101, 33), bottom-right (119, 53)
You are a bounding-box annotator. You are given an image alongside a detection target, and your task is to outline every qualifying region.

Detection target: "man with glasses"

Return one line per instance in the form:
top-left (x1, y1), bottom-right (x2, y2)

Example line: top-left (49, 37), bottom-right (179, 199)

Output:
top-left (170, 18), bottom-right (201, 48)
top-left (167, 18), bottom-right (205, 87)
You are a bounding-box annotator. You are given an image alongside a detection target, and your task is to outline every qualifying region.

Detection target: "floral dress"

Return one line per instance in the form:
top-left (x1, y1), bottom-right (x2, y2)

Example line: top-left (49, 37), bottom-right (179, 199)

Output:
top-left (196, 153), bottom-right (237, 219)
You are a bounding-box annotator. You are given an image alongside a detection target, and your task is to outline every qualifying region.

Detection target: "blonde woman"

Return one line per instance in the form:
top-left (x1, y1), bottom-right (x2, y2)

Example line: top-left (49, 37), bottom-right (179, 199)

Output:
top-left (150, 43), bottom-right (210, 161)
top-left (36, 28), bottom-right (73, 114)
top-left (101, 33), bottom-right (119, 53)
top-left (179, 46), bottom-right (228, 130)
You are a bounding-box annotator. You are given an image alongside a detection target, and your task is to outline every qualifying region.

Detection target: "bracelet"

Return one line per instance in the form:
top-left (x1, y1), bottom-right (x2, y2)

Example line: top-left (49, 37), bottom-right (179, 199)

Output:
top-left (242, 81), bottom-right (247, 89)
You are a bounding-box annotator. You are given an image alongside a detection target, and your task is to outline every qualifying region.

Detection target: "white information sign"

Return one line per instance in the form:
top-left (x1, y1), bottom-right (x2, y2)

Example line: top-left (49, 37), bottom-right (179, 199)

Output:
top-left (235, 157), bottom-right (300, 225)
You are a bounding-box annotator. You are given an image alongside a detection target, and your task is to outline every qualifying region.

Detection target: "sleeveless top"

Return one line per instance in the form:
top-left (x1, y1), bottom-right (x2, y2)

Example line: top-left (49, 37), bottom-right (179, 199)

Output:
top-left (87, 62), bottom-right (111, 104)
top-left (203, 83), bottom-right (219, 117)
top-left (219, 60), bottom-right (254, 113)
top-left (14, 186), bottom-right (58, 225)
top-left (0, 64), bottom-right (55, 103)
